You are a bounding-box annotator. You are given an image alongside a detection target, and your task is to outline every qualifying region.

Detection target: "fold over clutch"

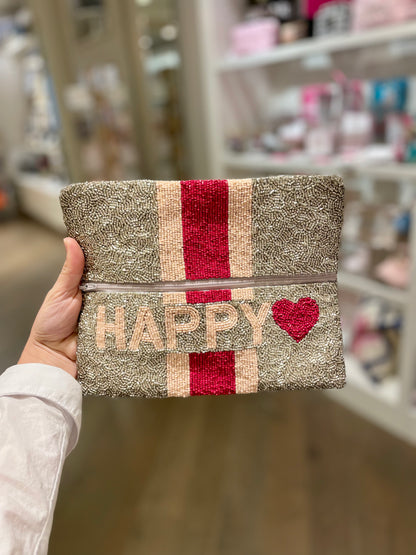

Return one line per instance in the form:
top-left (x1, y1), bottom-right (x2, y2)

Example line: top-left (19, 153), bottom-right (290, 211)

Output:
top-left (59, 176), bottom-right (346, 398)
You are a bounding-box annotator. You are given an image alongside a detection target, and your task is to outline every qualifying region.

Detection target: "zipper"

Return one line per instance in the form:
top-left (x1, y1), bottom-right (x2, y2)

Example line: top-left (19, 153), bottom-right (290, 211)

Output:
top-left (79, 272), bottom-right (336, 293)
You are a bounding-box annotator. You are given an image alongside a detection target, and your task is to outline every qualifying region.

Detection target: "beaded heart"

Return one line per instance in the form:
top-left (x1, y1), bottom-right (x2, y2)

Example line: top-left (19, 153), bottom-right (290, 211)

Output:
top-left (271, 298), bottom-right (319, 342)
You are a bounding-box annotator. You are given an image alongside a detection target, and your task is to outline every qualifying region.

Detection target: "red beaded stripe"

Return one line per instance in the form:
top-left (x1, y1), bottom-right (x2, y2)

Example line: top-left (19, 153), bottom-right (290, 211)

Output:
top-left (156, 179), bottom-right (259, 397)
top-left (180, 179), bottom-right (232, 304)
top-left (190, 350), bottom-right (236, 396)
top-left (186, 289), bottom-right (232, 304)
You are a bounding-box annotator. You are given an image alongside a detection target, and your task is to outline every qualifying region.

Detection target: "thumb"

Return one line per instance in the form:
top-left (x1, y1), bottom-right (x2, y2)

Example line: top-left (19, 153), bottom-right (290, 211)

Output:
top-left (53, 237), bottom-right (85, 294)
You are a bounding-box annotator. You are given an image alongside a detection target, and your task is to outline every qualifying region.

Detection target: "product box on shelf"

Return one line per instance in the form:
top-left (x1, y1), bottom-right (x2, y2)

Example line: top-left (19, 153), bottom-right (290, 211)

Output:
top-left (230, 17), bottom-right (279, 55)
top-left (313, 1), bottom-right (351, 36)
top-left (303, 0), bottom-right (352, 36)
top-left (352, 0), bottom-right (416, 31)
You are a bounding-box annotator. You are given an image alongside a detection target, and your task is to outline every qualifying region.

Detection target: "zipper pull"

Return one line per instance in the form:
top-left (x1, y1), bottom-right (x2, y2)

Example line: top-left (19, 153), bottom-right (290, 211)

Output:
top-left (79, 283), bottom-right (96, 292)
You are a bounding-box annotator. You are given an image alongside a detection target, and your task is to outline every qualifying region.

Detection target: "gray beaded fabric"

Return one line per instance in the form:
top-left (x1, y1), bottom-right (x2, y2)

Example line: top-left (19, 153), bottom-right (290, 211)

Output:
top-left (60, 175), bottom-right (346, 398)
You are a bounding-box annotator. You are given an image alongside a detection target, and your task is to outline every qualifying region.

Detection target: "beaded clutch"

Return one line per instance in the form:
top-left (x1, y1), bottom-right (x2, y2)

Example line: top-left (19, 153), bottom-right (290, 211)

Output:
top-left (59, 176), bottom-right (346, 397)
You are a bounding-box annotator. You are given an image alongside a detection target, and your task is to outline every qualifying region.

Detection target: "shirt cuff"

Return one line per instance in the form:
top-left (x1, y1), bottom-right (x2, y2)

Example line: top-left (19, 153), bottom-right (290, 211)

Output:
top-left (0, 363), bottom-right (82, 453)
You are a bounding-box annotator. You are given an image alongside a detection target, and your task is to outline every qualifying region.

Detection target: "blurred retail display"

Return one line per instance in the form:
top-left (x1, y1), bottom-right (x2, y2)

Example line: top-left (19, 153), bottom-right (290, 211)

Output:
top-left (341, 194), bottom-right (411, 290)
top-left (226, 0), bottom-right (416, 58)
top-left (348, 296), bottom-right (401, 383)
top-left (0, 5), bottom-right (68, 230)
top-left (225, 74), bottom-right (416, 169)
top-left (29, 0), bottom-right (155, 183)
top-left (0, 0), bottom-right (186, 230)
top-left (28, 0), bottom-right (186, 184)
top-left (64, 65), bottom-right (139, 181)
top-left (136, 0), bottom-right (187, 180)
top-left (180, 0), bottom-right (416, 443)
top-left (20, 51), bottom-right (66, 178)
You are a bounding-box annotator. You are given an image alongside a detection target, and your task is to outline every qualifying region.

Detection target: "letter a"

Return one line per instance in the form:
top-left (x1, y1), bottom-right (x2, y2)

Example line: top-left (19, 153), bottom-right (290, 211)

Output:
top-left (129, 307), bottom-right (164, 350)
top-left (165, 306), bottom-right (200, 349)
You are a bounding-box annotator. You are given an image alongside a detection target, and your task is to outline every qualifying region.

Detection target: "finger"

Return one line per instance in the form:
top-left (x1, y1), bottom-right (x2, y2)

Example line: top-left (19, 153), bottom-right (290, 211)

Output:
top-left (53, 238), bottom-right (85, 294)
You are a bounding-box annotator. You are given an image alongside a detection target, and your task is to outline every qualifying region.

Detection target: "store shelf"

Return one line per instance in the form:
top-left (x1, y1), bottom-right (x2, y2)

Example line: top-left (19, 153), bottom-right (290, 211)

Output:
top-left (325, 354), bottom-right (416, 444)
top-left (338, 271), bottom-right (408, 306)
top-left (218, 20), bottom-right (416, 72)
top-left (13, 171), bottom-right (67, 233)
top-left (224, 152), bottom-right (416, 181)
top-left (344, 353), bottom-right (400, 405)
top-left (356, 163), bottom-right (416, 182)
top-left (224, 152), bottom-right (342, 174)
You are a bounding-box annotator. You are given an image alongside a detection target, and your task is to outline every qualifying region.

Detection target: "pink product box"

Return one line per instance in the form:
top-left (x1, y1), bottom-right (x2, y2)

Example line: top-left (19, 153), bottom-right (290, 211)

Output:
top-left (352, 0), bottom-right (416, 31)
top-left (230, 18), bottom-right (279, 56)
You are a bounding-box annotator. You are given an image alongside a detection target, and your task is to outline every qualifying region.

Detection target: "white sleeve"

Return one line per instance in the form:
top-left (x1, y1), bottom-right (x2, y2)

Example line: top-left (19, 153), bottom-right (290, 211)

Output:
top-left (0, 363), bottom-right (82, 555)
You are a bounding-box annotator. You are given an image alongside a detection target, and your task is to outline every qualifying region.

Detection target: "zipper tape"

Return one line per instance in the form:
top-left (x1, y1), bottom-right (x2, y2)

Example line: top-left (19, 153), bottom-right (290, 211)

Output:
top-left (79, 272), bottom-right (337, 293)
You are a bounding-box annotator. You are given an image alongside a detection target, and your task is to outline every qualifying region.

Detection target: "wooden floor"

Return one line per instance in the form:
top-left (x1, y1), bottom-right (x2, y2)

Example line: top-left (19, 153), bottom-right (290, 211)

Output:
top-left (1, 217), bottom-right (416, 555)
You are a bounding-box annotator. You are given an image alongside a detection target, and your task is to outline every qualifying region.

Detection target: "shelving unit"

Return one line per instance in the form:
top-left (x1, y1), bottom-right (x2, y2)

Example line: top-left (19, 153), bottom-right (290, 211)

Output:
top-left (29, 0), bottom-right (157, 182)
top-left (224, 151), bottom-right (416, 182)
top-left (338, 271), bottom-right (408, 306)
top-left (13, 171), bottom-right (67, 233)
top-left (179, 0), bottom-right (416, 444)
top-left (223, 152), bottom-right (416, 179)
top-left (217, 20), bottom-right (416, 72)
top-left (342, 353), bottom-right (400, 406)
top-left (224, 152), bottom-right (338, 175)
